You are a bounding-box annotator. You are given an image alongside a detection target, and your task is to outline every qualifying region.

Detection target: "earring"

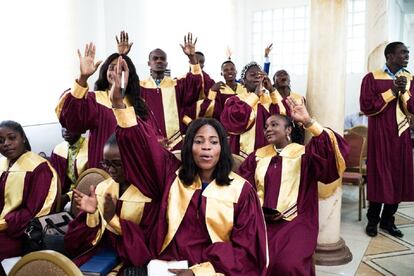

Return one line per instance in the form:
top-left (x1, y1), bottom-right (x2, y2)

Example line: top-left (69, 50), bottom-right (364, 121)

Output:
top-left (287, 135), bottom-right (291, 142)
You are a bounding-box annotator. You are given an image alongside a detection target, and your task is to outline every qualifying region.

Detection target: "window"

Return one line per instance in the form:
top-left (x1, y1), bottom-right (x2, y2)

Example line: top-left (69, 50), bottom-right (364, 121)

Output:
top-left (251, 6), bottom-right (309, 75)
top-left (347, 0), bottom-right (366, 73)
top-left (250, 0), bottom-right (366, 75)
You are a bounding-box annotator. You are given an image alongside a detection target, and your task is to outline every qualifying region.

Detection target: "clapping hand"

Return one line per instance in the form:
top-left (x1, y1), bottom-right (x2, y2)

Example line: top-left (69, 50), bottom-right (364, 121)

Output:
top-left (73, 185), bottom-right (98, 214)
top-left (103, 193), bottom-right (117, 223)
top-left (393, 75), bottom-right (407, 95)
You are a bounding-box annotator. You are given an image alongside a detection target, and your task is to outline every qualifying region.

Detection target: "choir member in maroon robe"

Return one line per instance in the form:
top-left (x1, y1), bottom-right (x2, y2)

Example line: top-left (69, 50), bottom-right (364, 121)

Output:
top-left (139, 33), bottom-right (203, 150)
top-left (195, 51), bottom-right (216, 99)
top-left (238, 98), bottom-right (349, 275)
top-left (56, 42), bottom-right (154, 169)
top-left (220, 61), bottom-right (287, 157)
top-left (64, 133), bottom-right (156, 274)
top-left (108, 60), bottom-right (268, 275)
top-left (50, 127), bottom-right (88, 207)
top-left (0, 121), bottom-right (59, 261)
top-left (360, 42), bottom-right (414, 238)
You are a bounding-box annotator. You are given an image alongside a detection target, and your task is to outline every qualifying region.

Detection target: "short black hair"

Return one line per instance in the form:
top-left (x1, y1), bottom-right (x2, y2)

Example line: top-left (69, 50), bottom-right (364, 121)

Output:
top-left (384, 42), bottom-right (405, 60)
top-left (0, 120), bottom-right (31, 151)
top-left (179, 118), bottom-right (233, 186)
top-left (221, 60), bottom-right (235, 69)
top-left (195, 51), bottom-right (204, 57)
top-left (148, 48), bottom-right (167, 60)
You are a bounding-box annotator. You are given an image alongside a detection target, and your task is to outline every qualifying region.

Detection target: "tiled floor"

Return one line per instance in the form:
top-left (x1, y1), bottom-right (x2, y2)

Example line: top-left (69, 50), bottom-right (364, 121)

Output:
top-left (316, 185), bottom-right (414, 276)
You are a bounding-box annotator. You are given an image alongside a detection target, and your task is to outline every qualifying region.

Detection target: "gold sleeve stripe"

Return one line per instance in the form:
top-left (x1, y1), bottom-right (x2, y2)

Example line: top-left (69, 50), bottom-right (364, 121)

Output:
top-left (381, 89), bottom-right (395, 103)
top-left (305, 121), bottom-right (324, 136)
top-left (72, 81), bottom-right (89, 99)
top-left (86, 211), bottom-right (100, 228)
top-left (190, 262), bottom-right (219, 276)
top-left (108, 215), bottom-right (122, 235)
top-left (190, 63), bottom-right (202, 75)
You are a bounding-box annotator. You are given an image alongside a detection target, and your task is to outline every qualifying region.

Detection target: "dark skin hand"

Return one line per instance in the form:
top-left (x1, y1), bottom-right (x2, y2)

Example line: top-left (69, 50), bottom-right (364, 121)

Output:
top-left (211, 81), bottom-right (225, 92)
top-left (103, 193), bottom-right (117, 222)
top-left (180, 32), bottom-right (198, 65)
top-left (392, 76), bottom-right (407, 96)
top-left (168, 269), bottom-right (195, 276)
top-left (262, 75), bottom-right (275, 93)
top-left (116, 30), bottom-right (134, 55)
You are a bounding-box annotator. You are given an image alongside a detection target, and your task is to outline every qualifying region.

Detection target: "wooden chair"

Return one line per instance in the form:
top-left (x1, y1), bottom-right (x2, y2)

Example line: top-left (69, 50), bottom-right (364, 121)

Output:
top-left (171, 150), bottom-right (245, 173)
top-left (9, 250), bottom-right (82, 276)
top-left (342, 130), bottom-right (366, 221)
top-left (70, 168), bottom-right (110, 216)
top-left (347, 125), bottom-right (368, 175)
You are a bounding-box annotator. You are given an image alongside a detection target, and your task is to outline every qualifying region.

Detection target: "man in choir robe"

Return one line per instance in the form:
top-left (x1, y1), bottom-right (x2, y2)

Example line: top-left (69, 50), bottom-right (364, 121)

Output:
top-left (139, 33), bottom-right (203, 150)
top-left (360, 42), bottom-right (414, 237)
top-left (50, 127), bottom-right (88, 206)
top-left (220, 62), bottom-right (287, 157)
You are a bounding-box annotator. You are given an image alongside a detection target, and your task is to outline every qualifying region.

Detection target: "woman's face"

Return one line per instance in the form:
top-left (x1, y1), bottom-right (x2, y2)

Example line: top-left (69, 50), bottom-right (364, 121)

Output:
top-left (102, 144), bottom-right (125, 184)
top-left (192, 124), bottom-right (221, 177)
top-left (264, 115), bottom-right (291, 145)
top-left (106, 58), bottom-right (118, 85)
top-left (0, 126), bottom-right (27, 161)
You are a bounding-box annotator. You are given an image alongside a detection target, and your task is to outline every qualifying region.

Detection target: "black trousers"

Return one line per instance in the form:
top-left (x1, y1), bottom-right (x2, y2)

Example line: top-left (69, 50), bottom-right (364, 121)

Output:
top-left (367, 201), bottom-right (399, 226)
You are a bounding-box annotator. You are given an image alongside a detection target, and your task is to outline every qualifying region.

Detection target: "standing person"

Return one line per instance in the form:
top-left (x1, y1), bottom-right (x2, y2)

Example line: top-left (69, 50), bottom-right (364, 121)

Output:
top-left (238, 99), bottom-right (348, 275)
top-left (109, 58), bottom-right (268, 275)
top-left (0, 121), bottom-right (59, 260)
top-left (220, 62), bottom-right (286, 157)
top-left (64, 133), bottom-right (156, 273)
top-left (50, 127), bottom-right (88, 207)
top-left (195, 51), bottom-right (215, 99)
top-left (56, 43), bottom-right (152, 169)
top-left (360, 41), bottom-right (414, 237)
top-left (139, 33), bottom-right (203, 150)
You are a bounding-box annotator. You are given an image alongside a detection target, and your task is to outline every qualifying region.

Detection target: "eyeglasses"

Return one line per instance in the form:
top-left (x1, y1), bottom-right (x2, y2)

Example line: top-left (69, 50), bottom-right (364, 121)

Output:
top-left (99, 159), bottom-right (123, 170)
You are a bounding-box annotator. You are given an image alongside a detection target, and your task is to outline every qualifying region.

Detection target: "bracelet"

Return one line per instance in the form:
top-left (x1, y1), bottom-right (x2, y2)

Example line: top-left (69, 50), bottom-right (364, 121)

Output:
top-left (304, 118), bottom-right (316, 128)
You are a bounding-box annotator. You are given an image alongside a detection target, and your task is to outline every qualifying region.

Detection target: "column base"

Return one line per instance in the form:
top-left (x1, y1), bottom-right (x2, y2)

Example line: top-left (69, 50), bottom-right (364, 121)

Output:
top-left (315, 237), bottom-right (352, 266)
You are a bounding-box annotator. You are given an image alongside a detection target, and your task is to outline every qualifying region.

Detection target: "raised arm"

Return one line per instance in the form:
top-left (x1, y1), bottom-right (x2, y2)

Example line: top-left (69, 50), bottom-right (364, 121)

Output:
top-left (110, 57), bottom-right (179, 198)
top-left (56, 43), bottom-right (103, 133)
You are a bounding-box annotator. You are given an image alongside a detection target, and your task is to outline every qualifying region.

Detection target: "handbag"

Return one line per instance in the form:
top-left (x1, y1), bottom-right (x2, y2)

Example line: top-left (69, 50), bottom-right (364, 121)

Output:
top-left (23, 211), bottom-right (73, 255)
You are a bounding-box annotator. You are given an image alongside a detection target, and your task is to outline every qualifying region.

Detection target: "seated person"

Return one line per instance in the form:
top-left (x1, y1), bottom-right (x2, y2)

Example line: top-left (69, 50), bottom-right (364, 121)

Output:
top-left (0, 120), bottom-right (59, 261)
top-left (344, 111), bottom-right (368, 130)
top-left (238, 98), bottom-right (349, 275)
top-left (50, 127), bottom-right (88, 208)
top-left (64, 133), bottom-right (156, 274)
top-left (110, 57), bottom-right (268, 275)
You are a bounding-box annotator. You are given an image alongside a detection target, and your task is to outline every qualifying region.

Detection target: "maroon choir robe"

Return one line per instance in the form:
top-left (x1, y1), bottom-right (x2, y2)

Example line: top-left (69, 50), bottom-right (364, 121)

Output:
top-left (0, 152), bottom-right (59, 260)
top-left (238, 123), bottom-right (349, 275)
top-left (64, 178), bottom-right (156, 272)
top-left (360, 69), bottom-right (414, 203)
top-left (139, 64), bottom-right (203, 150)
top-left (220, 90), bottom-right (287, 157)
top-left (113, 107), bottom-right (268, 275)
top-left (56, 81), bottom-right (158, 169)
top-left (50, 138), bottom-right (88, 194)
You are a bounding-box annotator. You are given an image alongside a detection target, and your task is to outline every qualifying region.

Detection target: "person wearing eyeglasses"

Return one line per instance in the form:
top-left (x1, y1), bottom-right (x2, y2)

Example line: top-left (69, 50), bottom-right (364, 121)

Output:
top-left (64, 133), bottom-right (155, 274)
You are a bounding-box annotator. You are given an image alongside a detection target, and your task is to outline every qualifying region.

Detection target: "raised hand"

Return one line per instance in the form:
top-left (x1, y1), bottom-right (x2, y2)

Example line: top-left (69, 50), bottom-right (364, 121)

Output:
top-left (116, 31), bottom-right (133, 55)
top-left (103, 193), bottom-right (117, 222)
top-left (262, 75), bottom-right (275, 92)
top-left (109, 56), bottom-right (129, 108)
top-left (73, 185), bottom-right (98, 214)
top-left (264, 43), bottom-right (273, 57)
top-left (77, 42), bottom-right (102, 86)
top-left (286, 96), bottom-right (311, 125)
top-left (180, 32), bottom-right (197, 64)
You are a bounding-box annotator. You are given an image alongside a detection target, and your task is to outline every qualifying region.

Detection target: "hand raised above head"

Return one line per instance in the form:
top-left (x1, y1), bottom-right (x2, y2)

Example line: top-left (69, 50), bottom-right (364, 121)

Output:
top-left (109, 56), bottom-right (129, 109)
top-left (77, 42), bottom-right (102, 83)
top-left (180, 32), bottom-right (198, 64)
top-left (265, 43), bottom-right (273, 57)
top-left (116, 30), bottom-right (134, 55)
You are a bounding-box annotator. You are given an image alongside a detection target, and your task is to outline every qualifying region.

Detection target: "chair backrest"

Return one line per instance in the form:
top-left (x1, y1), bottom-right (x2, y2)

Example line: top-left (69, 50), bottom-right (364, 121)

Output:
top-left (71, 168), bottom-right (110, 216)
top-left (55, 176), bottom-right (62, 212)
top-left (343, 132), bottom-right (364, 168)
top-left (169, 151), bottom-right (245, 172)
top-left (348, 125), bottom-right (368, 159)
top-left (9, 250), bottom-right (82, 276)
